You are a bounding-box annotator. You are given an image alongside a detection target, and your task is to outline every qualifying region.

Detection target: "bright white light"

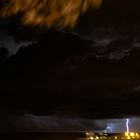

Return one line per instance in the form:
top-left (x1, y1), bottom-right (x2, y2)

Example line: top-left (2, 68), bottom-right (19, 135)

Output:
top-left (126, 119), bottom-right (130, 133)
top-left (90, 136), bottom-right (94, 140)
top-left (95, 136), bottom-right (99, 140)
top-left (105, 125), bottom-right (112, 133)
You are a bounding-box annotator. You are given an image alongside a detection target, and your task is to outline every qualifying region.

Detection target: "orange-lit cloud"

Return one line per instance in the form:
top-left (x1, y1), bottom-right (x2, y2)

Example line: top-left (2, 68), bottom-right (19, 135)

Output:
top-left (1, 0), bottom-right (102, 28)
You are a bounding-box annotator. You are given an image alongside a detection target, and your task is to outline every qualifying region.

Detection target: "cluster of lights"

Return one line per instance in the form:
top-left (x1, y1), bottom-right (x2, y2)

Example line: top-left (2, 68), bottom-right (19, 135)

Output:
top-left (84, 132), bottom-right (140, 140)
top-left (124, 132), bottom-right (139, 139)
top-left (86, 132), bottom-right (107, 140)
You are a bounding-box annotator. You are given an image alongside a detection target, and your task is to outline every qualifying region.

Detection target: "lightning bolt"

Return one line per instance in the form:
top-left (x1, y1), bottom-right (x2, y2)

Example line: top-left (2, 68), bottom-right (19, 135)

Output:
top-left (126, 119), bottom-right (130, 133)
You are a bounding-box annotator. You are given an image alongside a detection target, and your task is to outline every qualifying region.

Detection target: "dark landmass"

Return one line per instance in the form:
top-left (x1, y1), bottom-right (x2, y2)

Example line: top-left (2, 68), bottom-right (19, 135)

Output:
top-left (0, 133), bottom-right (85, 140)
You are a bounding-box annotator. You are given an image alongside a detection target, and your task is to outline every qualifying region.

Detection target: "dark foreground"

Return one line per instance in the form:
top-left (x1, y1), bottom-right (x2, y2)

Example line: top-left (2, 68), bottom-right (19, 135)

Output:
top-left (0, 132), bottom-right (140, 140)
top-left (0, 133), bottom-right (85, 140)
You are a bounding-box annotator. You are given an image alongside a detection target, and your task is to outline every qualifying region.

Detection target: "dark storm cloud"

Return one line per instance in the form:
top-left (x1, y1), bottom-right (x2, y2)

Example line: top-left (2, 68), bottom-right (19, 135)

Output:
top-left (0, 30), bottom-right (140, 118)
top-left (0, 112), bottom-right (106, 132)
top-left (75, 26), bottom-right (140, 60)
top-left (0, 29), bottom-right (33, 54)
top-left (1, 0), bottom-right (140, 119)
top-left (0, 112), bottom-right (140, 133)
top-left (93, 0), bottom-right (140, 25)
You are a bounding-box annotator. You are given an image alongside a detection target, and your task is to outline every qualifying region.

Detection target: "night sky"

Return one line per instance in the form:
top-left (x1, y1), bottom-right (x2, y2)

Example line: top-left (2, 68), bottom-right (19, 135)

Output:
top-left (0, 0), bottom-right (140, 132)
